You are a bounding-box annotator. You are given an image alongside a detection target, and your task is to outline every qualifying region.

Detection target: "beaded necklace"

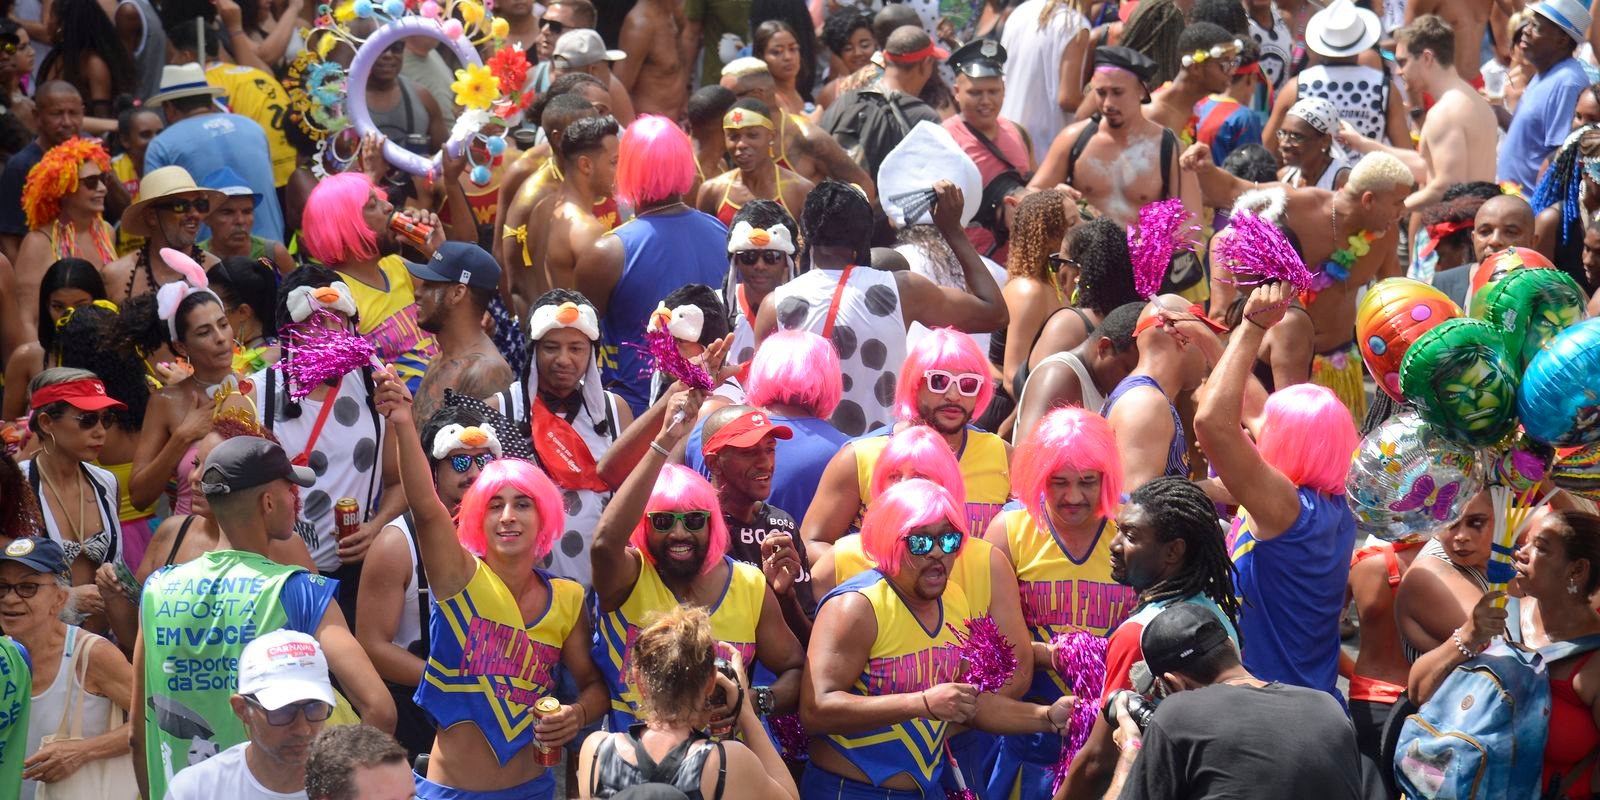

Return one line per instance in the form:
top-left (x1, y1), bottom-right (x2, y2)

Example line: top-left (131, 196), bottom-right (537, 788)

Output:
top-left (1313, 202), bottom-right (1376, 291)
top-left (124, 243), bottom-right (206, 301)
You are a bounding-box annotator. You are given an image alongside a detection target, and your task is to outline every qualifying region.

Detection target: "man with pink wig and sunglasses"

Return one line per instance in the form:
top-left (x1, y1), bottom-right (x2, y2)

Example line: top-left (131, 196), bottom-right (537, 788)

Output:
top-left (803, 479), bottom-right (1077, 798)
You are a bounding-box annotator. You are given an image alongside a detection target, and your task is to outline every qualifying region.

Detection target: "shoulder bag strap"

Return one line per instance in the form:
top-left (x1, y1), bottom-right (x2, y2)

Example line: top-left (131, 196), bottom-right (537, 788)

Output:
top-left (293, 386), bottom-right (340, 466)
top-left (406, 511), bottom-right (430, 654)
top-left (821, 265), bottom-right (855, 340)
top-left (1065, 116), bottom-right (1100, 187)
top-left (1160, 128), bottom-right (1177, 199)
top-left (68, 632), bottom-right (98, 739)
top-left (961, 120), bottom-right (1022, 174)
top-left (264, 366), bottom-right (278, 431)
top-left (588, 735), bottom-right (605, 798)
top-left (1548, 742), bottom-right (1600, 799)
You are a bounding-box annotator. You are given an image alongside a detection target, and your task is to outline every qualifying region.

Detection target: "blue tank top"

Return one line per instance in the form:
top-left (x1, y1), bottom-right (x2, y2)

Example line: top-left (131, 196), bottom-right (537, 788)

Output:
top-left (1100, 375), bottom-right (1187, 478)
top-left (601, 209), bottom-right (729, 415)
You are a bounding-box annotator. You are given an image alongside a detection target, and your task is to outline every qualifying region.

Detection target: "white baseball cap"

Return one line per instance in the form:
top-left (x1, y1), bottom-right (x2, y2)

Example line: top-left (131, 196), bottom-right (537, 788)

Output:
top-left (238, 630), bottom-right (336, 710)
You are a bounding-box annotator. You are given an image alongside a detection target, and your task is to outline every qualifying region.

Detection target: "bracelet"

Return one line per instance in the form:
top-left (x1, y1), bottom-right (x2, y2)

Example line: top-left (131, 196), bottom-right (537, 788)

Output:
top-left (921, 690), bottom-right (935, 720)
top-left (1245, 315), bottom-right (1270, 331)
top-left (1452, 627), bottom-right (1483, 659)
top-left (649, 441), bottom-right (670, 458)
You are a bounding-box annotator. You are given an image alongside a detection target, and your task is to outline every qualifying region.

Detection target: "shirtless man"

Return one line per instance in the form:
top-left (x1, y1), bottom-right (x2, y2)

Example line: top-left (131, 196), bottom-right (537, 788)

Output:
top-left (616, 0), bottom-right (687, 118)
top-left (695, 98), bottom-right (814, 227)
top-left (498, 94), bottom-right (599, 318)
top-left (493, 0), bottom-right (539, 54)
top-left (687, 85), bottom-right (738, 194)
top-left (1336, 16), bottom-right (1498, 213)
top-left (720, 58), bottom-right (877, 199)
top-left (539, 115), bottom-right (617, 290)
top-left (1405, 0), bottom-right (1496, 83)
top-left (1182, 145), bottom-right (1411, 421)
top-left (1146, 24), bottom-right (1241, 142)
top-left (1030, 46), bottom-right (1199, 227)
top-left (408, 242), bottom-right (515, 422)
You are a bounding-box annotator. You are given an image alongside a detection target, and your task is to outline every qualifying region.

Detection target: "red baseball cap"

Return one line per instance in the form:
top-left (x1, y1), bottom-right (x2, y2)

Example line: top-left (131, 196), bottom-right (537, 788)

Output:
top-left (703, 411), bottom-right (793, 456)
top-left (29, 379), bottom-right (127, 412)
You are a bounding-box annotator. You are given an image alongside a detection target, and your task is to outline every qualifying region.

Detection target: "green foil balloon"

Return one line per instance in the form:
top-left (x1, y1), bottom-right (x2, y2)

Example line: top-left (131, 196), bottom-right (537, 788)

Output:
top-left (1471, 267), bottom-right (1586, 370)
top-left (1399, 317), bottom-right (1520, 447)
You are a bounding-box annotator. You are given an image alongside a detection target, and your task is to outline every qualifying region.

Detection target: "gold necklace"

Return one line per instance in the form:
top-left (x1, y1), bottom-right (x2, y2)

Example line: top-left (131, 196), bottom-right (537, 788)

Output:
top-left (37, 450), bottom-right (87, 545)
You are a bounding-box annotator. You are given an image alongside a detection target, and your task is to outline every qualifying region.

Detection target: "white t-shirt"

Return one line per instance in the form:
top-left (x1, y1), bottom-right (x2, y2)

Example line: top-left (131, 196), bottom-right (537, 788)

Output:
top-left (1000, 0), bottom-right (1090, 155)
top-left (167, 742), bottom-right (307, 800)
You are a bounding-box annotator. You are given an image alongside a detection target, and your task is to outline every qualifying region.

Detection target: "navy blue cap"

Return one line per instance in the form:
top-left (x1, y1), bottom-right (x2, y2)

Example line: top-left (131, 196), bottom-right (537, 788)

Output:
top-left (0, 537), bottom-right (68, 576)
top-left (405, 242), bottom-right (502, 292)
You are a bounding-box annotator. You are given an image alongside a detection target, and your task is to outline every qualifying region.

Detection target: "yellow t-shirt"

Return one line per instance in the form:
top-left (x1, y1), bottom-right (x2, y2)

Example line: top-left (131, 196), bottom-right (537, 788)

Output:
top-left (111, 154), bottom-right (144, 254)
top-left (853, 428), bottom-right (1011, 536)
top-left (206, 62), bottom-right (298, 186)
top-left (337, 255), bottom-right (437, 391)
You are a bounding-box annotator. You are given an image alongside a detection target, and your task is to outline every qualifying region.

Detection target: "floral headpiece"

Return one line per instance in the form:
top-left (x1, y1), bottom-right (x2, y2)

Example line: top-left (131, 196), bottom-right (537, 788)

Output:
top-left (1181, 39), bottom-right (1244, 68)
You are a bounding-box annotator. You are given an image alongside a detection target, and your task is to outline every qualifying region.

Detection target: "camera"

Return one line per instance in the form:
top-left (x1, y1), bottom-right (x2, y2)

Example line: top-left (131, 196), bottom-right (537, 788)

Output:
top-left (708, 656), bottom-right (740, 707)
top-left (1102, 689), bottom-right (1158, 733)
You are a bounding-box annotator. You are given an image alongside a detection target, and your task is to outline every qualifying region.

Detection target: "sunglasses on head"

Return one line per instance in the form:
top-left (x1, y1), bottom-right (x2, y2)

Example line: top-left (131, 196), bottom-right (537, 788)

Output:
top-left (734, 250), bottom-right (787, 266)
top-left (76, 174), bottom-right (105, 191)
top-left (648, 511), bottom-right (711, 532)
top-left (244, 695), bottom-right (333, 726)
top-left (903, 529), bottom-right (964, 557)
top-left (540, 17), bottom-right (567, 33)
top-left (449, 453), bottom-right (495, 473)
top-left (923, 369), bottom-right (984, 396)
top-left (156, 197), bottom-right (211, 214)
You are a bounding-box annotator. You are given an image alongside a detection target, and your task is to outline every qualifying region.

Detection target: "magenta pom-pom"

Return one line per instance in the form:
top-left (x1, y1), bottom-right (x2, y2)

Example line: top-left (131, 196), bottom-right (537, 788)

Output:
top-left (1214, 211), bottom-right (1316, 293)
top-left (1048, 630), bottom-right (1110, 795)
top-left (633, 327), bottom-right (714, 390)
top-left (1126, 198), bottom-right (1196, 299)
top-left (945, 789), bottom-right (980, 800)
top-left (768, 713), bottom-right (808, 762)
top-left (275, 311), bottom-right (377, 400)
top-left (948, 615), bottom-right (1018, 695)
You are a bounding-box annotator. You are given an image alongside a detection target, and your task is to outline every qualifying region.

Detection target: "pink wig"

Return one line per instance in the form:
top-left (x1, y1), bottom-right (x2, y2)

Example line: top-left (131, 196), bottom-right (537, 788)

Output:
top-left (454, 458), bottom-right (565, 561)
top-left (745, 330), bottom-right (843, 419)
top-left (1256, 383), bottom-right (1357, 496)
top-left (868, 424), bottom-right (966, 508)
top-left (893, 328), bottom-right (995, 422)
top-left (616, 115), bottom-right (696, 209)
top-left (628, 463), bottom-right (731, 576)
top-left (1013, 407), bottom-right (1124, 524)
top-left (860, 479), bottom-right (967, 577)
top-left (302, 173), bottom-right (379, 267)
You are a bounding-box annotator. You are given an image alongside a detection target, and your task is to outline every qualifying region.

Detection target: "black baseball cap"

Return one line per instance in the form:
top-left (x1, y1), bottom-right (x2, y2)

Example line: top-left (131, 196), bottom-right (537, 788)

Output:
top-left (0, 537), bottom-right (67, 575)
top-left (200, 436), bottom-right (316, 496)
top-left (948, 38), bottom-right (1007, 78)
top-left (1140, 603), bottom-right (1233, 677)
top-left (405, 242), bottom-right (502, 293)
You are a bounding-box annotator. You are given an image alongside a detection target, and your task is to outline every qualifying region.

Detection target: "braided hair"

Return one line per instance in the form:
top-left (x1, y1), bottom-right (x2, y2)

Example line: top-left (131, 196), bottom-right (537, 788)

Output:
top-left (1530, 125), bottom-right (1600, 247)
top-left (1126, 477), bottom-right (1241, 627)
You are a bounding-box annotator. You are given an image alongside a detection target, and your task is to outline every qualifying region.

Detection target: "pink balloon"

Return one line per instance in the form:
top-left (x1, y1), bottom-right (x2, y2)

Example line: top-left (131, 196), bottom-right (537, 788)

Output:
top-left (442, 19), bottom-right (463, 38)
top-left (420, 0), bottom-right (440, 17)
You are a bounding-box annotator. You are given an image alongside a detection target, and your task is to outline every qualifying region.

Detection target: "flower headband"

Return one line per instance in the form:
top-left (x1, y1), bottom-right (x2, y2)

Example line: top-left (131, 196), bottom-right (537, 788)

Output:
top-left (1181, 39), bottom-right (1244, 68)
top-left (286, 282), bottom-right (358, 324)
top-left (527, 300), bottom-right (599, 342)
top-left (647, 302), bottom-right (705, 342)
top-left (430, 423), bottom-right (503, 459)
top-left (727, 221), bottom-right (796, 254)
top-left (155, 248), bottom-right (222, 341)
top-left (723, 107), bottom-right (774, 131)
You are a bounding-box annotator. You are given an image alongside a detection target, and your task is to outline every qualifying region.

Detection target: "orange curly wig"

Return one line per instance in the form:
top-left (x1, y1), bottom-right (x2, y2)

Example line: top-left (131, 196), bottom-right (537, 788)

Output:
top-left (23, 137), bottom-right (112, 230)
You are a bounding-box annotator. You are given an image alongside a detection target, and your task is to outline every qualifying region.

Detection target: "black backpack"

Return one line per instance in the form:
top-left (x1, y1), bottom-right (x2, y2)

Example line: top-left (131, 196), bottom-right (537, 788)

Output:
top-left (822, 88), bottom-right (926, 181)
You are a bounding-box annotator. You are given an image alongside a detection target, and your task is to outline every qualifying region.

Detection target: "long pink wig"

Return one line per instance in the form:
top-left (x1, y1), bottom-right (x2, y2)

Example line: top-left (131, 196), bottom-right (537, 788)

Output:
top-left (1013, 406), bottom-right (1123, 524)
top-left (868, 424), bottom-right (966, 508)
top-left (860, 478), bottom-right (967, 577)
top-left (455, 458), bottom-right (564, 561)
top-left (893, 328), bottom-right (995, 422)
top-left (1256, 383), bottom-right (1357, 495)
top-left (302, 173), bottom-right (379, 267)
top-left (616, 115), bottom-right (696, 209)
top-left (745, 330), bottom-right (842, 419)
top-left (629, 463), bottom-right (731, 575)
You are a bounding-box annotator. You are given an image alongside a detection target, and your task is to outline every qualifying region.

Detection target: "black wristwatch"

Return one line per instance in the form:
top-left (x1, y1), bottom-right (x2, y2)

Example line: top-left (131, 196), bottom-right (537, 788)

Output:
top-left (753, 685), bottom-right (776, 717)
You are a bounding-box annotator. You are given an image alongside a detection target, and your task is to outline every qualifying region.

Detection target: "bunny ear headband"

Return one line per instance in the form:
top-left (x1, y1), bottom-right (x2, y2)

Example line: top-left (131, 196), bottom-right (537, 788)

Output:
top-left (646, 302), bottom-right (705, 343)
top-left (527, 301), bottom-right (600, 342)
top-left (728, 221), bottom-right (796, 255)
top-left (285, 282), bottom-right (358, 324)
top-left (155, 248), bottom-right (222, 341)
top-left (431, 423), bottom-right (504, 459)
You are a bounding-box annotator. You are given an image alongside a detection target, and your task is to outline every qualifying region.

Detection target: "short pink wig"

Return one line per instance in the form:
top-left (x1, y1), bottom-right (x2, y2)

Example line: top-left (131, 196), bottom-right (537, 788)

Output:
top-left (454, 458), bottom-right (564, 561)
top-left (868, 424), bottom-right (966, 508)
top-left (1013, 407), bottom-right (1123, 525)
top-left (1256, 383), bottom-right (1357, 496)
top-left (628, 463), bottom-right (731, 575)
top-left (745, 330), bottom-right (842, 418)
top-left (616, 115), bottom-right (696, 209)
top-left (860, 479), bottom-right (967, 577)
top-left (893, 328), bottom-right (995, 422)
top-left (302, 172), bottom-right (379, 267)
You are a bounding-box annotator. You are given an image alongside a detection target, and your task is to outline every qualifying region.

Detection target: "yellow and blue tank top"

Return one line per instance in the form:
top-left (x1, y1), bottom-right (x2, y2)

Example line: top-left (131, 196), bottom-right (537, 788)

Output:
top-left (339, 255), bottom-right (438, 394)
top-left (853, 426), bottom-right (1011, 536)
top-left (416, 560), bottom-right (584, 765)
top-left (818, 569), bottom-right (970, 795)
top-left (831, 533), bottom-right (994, 614)
top-left (593, 556), bottom-right (766, 728)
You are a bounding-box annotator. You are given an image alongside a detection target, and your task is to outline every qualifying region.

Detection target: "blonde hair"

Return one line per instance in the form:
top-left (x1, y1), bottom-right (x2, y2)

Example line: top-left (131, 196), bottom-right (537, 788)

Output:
top-left (629, 606), bottom-right (718, 725)
top-left (1346, 151), bottom-right (1414, 196)
top-left (721, 57), bottom-right (771, 79)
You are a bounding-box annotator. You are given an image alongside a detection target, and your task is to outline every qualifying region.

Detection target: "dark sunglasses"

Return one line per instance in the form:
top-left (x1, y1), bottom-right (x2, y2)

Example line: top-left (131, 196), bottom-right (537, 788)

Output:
top-left (903, 529), bottom-right (964, 557)
top-left (0, 42), bottom-right (16, 54)
top-left (0, 581), bottom-right (48, 598)
top-left (449, 453), bottom-right (495, 473)
top-left (59, 411), bottom-right (109, 430)
top-left (76, 174), bottom-right (106, 191)
top-left (156, 197), bottom-right (211, 214)
top-left (1046, 253), bottom-right (1075, 273)
top-left (734, 250), bottom-right (787, 266)
top-left (540, 17), bottom-right (567, 34)
top-left (648, 511), bottom-right (711, 532)
top-left (923, 369), bottom-right (984, 396)
top-left (244, 695), bottom-right (333, 726)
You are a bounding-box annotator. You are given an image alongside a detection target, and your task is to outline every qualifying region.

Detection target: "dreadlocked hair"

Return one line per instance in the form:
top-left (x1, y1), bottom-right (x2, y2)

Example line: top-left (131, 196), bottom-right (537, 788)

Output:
top-left (0, 449), bottom-right (42, 541)
top-left (1127, 477), bottom-right (1241, 627)
top-left (1530, 124), bottom-right (1600, 247)
top-left (1120, 0), bottom-right (1185, 84)
top-left (1070, 217), bottom-right (1142, 316)
top-left (58, 305), bottom-right (149, 432)
top-left (1006, 189), bottom-right (1069, 282)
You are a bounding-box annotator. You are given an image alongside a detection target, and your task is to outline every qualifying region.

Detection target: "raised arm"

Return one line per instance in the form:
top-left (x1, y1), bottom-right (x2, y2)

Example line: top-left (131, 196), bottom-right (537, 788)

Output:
top-left (899, 181), bottom-right (1009, 332)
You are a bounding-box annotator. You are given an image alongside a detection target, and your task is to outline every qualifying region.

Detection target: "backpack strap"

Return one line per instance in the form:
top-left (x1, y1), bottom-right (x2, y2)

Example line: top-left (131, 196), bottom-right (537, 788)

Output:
top-left (1547, 742), bottom-right (1600, 799)
top-left (1537, 632), bottom-right (1600, 664)
top-left (405, 510), bottom-right (429, 655)
top-left (711, 740), bottom-right (726, 800)
top-left (1160, 127), bottom-right (1177, 199)
top-left (1065, 116), bottom-right (1100, 187)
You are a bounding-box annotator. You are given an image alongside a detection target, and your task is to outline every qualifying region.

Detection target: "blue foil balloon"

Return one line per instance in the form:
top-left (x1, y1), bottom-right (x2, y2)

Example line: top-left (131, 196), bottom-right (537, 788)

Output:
top-left (1519, 318), bottom-right (1600, 446)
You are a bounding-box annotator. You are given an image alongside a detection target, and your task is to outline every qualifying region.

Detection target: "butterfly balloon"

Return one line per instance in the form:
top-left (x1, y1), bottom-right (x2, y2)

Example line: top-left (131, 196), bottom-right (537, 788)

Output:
top-left (1347, 411), bottom-right (1482, 541)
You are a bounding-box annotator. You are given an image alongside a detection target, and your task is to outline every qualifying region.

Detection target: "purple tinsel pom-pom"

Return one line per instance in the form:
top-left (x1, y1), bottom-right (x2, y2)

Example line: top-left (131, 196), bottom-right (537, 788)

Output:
top-left (1127, 198), bottom-right (1197, 299)
top-left (632, 327), bottom-right (715, 390)
top-left (948, 615), bottom-right (1018, 694)
top-left (768, 712), bottom-right (808, 762)
top-left (1214, 211), bottom-right (1316, 293)
top-left (1048, 630), bottom-right (1109, 795)
top-left (945, 790), bottom-right (979, 800)
top-left (275, 312), bottom-right (377, 400)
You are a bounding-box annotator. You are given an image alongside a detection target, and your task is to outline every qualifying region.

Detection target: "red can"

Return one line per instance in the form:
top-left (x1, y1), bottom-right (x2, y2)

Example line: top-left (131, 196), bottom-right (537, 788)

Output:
top-left (334, 497), bottom-right (360, 540)
top-left (389, 212), bottom-right (434, 248)
top-left (533, 696), bottom-right (564, 767)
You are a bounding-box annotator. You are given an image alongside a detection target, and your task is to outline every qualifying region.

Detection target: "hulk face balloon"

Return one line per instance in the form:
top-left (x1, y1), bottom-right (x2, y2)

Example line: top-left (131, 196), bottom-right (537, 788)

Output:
top-left (1471, 267), bottom-right (1585, 370)
top-left (1400, 317), bottom-right (1520, 447)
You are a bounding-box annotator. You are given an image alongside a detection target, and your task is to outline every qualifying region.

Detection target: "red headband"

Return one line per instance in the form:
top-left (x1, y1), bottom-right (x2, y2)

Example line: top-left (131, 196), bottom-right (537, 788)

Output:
top-left (1133, 304), bottom-right (1230, 336)
top-left (885, 43), bottom-right (940, 64)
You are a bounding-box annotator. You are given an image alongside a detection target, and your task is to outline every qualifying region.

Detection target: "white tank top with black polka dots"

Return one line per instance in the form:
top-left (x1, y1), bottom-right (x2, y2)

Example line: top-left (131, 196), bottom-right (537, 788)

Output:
top-left (772, 267), bottom-right (907, 438)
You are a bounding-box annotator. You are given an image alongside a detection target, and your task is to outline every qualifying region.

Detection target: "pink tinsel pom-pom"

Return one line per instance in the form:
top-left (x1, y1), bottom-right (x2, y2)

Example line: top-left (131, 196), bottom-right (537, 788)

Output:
top-left (948, 615), bottom-right (1018, 695)
top-left (1127, 198), bottom-right (1197, 299)
top-left (633, 327), bottom-right (714, 390)
top-left (1048, 630), bottom-right (1109, 795)
top-left (945, 790), bottom-right (980, 800)
top-left (768, 713), bottom-right (808, 762)
top-left (275, 311), bottom-right (377, 400)
top-left (1213, 211), bottom-right (1316, 293)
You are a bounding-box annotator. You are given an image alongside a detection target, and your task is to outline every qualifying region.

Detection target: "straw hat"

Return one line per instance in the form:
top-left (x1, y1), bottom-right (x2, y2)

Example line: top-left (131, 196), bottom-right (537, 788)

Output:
top-left (1305, 0), bottom-right (1381, 59)
top-left (122, 166), bottom-right (226, 237)
top-left (146, 63), bottom-right (226, 106)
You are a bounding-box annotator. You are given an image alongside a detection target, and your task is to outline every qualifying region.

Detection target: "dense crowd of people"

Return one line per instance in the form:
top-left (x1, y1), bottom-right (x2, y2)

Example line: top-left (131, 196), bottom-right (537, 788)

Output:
top-left (4, 0), bottom-right (1600, 797)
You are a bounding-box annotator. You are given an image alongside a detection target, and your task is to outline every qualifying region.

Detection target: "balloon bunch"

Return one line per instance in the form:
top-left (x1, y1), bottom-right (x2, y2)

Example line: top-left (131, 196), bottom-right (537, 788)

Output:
top-left (1348, 248), bottom-right (1590, 540)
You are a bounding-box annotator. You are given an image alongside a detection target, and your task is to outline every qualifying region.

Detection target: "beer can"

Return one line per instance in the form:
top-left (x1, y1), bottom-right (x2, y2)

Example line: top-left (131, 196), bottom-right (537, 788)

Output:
top-left (334, 497), bottom-right (360, 540)
top-left (389, 212), bottom-right (434, 248)
top-left (533, 696), bottom-right (564, 767)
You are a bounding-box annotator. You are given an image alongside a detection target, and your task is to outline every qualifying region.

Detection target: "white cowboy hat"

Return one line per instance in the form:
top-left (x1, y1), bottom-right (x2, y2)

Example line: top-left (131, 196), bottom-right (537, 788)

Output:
top-left (1305, 0), bottom-right (1381, 59)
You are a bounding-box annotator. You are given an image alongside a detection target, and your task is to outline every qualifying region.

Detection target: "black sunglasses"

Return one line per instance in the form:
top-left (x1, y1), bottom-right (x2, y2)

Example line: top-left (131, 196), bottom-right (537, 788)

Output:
top-left (903, 529), bottom-right (964, 557)
top-left (648, 511), bottom-right (711, 532)
top-left (57, 410), bottom-right (109, 430)
top-left (76, 174), bottom-right (106, 191)
top-left (449, 453), bottom-right (495, 473)
top-left (734, 250), bottom-right (787, 266)
top-left (540, 17), bottom-right (567, 34)
top-left (155, 197), bottom-right (211, 214)
top-left (1046, 253), bottom-right (1076, 272)
top-left (244, 695), bottom-right (333, 726)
